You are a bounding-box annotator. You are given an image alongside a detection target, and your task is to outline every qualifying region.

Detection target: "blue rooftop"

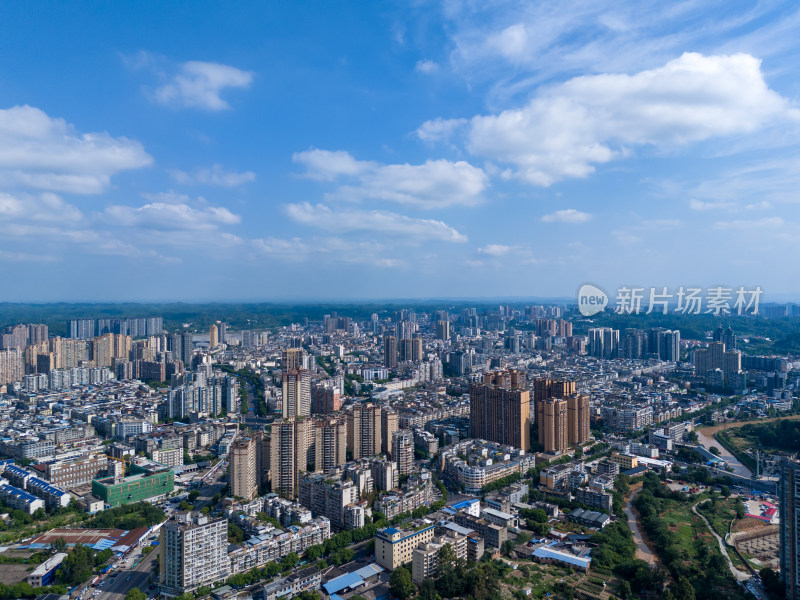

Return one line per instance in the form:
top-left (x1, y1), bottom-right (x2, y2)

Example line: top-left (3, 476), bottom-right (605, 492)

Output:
top-left (323, 572), bottom-right (364, 595)
top-left (353, 563), bottom-right (384, 579)
top-left (532, 543), bottom-right (591, 569)
top-left (383, 527), bottom-right (400, 535)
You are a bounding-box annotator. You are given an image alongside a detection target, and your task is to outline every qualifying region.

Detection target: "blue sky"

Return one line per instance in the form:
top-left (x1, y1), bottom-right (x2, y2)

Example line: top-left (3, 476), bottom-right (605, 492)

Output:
top-left (1, 1), bottom-right (800, 302)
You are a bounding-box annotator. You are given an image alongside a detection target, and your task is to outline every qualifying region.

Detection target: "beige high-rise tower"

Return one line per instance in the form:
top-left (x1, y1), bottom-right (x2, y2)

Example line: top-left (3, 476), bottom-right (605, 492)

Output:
top-left (347, 404), bottom-right (382, 459)
top-left (381, 409), bottom-right (398, 458)
top-left (230, 437), bottom-right (257, 500)
top-left (269, 417), bottom-right (311, 498)
top-left (209, 324), bottom-right (219, 348)
top-left (312, 416), bottom-right (347, 472)
top-left (566, 394), bottom-right (590, 446)
top-left (537, 397), bottom-right (568, 454)
top-left (283, 369), bottom-right (311, 418)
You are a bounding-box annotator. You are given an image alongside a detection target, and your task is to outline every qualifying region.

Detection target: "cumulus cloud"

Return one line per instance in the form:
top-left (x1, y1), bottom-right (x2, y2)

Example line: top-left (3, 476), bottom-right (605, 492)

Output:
top-left (171, 164), bottom-right (256, 186)
top-left (153, 61), bottom-right (254, 111)
top-left (460, 53), bottom-right (800, 186)
top-left (541, 209), bottom-right (591, 223)
top-left (478, 244), bottom-right (511, 256)
top-left (0, 105), bottom-right (152, 194)
top-left (294, 149), bottom-right (487, 209)
top-left (284, 202), bottom-right (467, 242)
top-left (415, 60), bottom-right (439, 73)
top-left (293, 149), bottom-right (376, 181)
top-left (103, 202), bottom-right (240, 230)
top-left (415, 118), bottom-right (468, 143)
top-left (0, 192), bottom-right (83, 222)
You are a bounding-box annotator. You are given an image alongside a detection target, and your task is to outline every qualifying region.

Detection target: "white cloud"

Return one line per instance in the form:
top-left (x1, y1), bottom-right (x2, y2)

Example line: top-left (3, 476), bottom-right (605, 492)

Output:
top-left (295, 149), bottom-right (487, 209)
top-left (478, 244), bottom-right (511, 256)
top-left (0, 105), bottom-right (152, 194)
top-left (415, 60), bottom-right (439, 74)
top-left (103, 202), bottom-right (240, 230)
top-left (415, 118), bottom-right (467, 143)
top-left (713, 216), bottom-right (785, 230)
top-left (487, 23), bottom-right (529, 61)
top-left (293, 149), bottom-right (376, 181)
top-left (284, 202), bottom-right (467, 242)
top-left (171, 164), bottom-right (256, 186)
top-left (0, 192), bottom-right (83, 222)
top-left (253, 236), bottom-right (402, 267)
top-left (541, 209), bottom-right (591, 223)
top-left (463, 53), bottom-right (800, 186)
top-left (153, 61), bottom-right (254, 111)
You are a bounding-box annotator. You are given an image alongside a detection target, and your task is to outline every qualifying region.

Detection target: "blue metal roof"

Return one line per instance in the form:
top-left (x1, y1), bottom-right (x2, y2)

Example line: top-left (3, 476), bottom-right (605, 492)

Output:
top-left (383, 527), bottom-right (399, 535)
top-left (353, 563), bottom-right (384, 579)
top-left (532, 544), bottom-right (591, 569)
top-left (322, 572), bottom-right (364, 595)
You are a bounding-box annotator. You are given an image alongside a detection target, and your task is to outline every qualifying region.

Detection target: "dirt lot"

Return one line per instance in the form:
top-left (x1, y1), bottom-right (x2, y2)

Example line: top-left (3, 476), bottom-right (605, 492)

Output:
top-left (0, 563), bottom-right (34, 585)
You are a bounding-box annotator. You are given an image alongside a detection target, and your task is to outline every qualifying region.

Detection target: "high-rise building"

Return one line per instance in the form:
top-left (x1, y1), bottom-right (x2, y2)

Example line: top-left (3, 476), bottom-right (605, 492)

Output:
top-left (0, 349), bottom-right (24, 385)
top-left (537, 398), bottom-right (568, 454)
top-left (381, 409), bottom-right (398, 458)
top-left (269, 418), bottom-right (311, 498)
top-left (68, 319), bottom-right (95, 340)
top-left (392, 429), bottom-right (414, 475)
top-left (588, 327), bottom-right (619, 358)
top-left (469, 370), bottom-right (530, 451)
top-left (160, 512), bottom-right (229, 594)
top-left (658, 329), bottom-right (681, 362)
top-left (780, 457), bottom-right (800, 600)
top-left (209, 325), bottom-right (218, 349)
top-left (181, 331), bottom-right (194, 366)
top-left (311, 382), bottom-right (340, 415)
top-left (218, 323), bottom-right (227, 345)
top-left (435, 321), bottom-right (450, 341)
top-left (283, 369), bottom-right (311, 418)
top-left (348, 404), bottom-right (382, 460)
top-left (282, 348), bottom-right (304, 371)
top-left (714, 324), bottom-right (736, 351)
top-left (384, 335), bottom-right (398, 369)
top-left (230, 437), bottom-right (257, 500)
top-left (312, 417), bottom-right (347, 473)
top-left (533, 378), bottom-right (576, 405)
top-left (411, 336), bottom-right (423, 362)
top-left (566, 394), bottom-right (590, 446)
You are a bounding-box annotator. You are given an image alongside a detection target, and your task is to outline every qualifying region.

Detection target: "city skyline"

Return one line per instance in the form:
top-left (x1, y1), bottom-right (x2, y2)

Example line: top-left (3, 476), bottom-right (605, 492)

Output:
top-left (2, 2), bottom-right (800, 301)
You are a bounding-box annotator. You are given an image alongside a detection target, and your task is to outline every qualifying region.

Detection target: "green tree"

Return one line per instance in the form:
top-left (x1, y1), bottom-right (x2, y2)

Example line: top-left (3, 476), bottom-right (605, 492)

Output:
top-left (125, 588), bottom-right (147, 600)
top-left (669, 576), bottom-right (696, 600)
top-left (709, 446), bottom-right (721, 456)
top-left (389, 566), bottom-right (415, 600)
top-left (418, 578), bottom-right (440, 600)
top-left (228, 522), bottom-right (245, 544)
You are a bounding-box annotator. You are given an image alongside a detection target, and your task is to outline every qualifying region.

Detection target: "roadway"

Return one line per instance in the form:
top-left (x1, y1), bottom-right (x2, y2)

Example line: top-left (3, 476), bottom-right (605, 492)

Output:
top-left (694, 428), bottom-right (752, 478)
top-left (91, 545), bottom-right (160, 600)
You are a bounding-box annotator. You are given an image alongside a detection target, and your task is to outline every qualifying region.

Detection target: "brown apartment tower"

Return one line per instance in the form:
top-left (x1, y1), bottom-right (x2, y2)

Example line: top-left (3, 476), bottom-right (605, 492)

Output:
top-left (533, 378), bottom-right (589, 452)
top-left (469, 369), bottom-right (530, 451)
